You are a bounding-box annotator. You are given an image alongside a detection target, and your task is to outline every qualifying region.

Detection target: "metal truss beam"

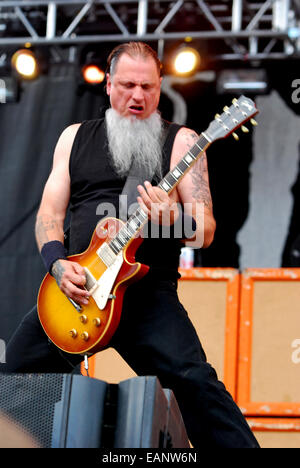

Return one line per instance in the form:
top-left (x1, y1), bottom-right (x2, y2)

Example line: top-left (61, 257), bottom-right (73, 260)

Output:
top-left (0, 0), bottom-right (299, 61)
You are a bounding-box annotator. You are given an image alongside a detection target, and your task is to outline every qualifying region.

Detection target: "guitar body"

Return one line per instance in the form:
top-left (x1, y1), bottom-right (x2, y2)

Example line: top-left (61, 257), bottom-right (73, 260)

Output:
top-left (37, 217), bottom-right (149, 355)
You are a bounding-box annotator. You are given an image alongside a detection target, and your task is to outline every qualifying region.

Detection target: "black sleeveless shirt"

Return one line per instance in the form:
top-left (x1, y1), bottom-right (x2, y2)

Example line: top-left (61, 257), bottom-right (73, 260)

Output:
top-left (68, 118), bottom-right (183, 281)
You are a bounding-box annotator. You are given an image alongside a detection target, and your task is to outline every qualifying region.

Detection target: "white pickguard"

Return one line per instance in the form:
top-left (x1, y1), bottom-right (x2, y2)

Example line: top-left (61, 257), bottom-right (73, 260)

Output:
top-left (85, 253), bottom-right (123, 310)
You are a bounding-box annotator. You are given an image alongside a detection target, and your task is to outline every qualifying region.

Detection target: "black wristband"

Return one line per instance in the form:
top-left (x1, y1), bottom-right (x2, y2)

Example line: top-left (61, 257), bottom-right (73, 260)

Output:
top-left (171, 211), bottom-right (197, 240)
top-left (182, 213), bottom-right (197, 239)
top-left (40, 240), bottom-right (67, 275)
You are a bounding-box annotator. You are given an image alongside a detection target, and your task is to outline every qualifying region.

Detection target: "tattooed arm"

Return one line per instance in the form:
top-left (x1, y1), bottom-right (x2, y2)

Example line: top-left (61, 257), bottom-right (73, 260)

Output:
top-left (170, 127), bottom-right (216, 248)
top-left (35, 124), bottom-right (89, 305)
top-left (35, 126), bottom-right (75, 251)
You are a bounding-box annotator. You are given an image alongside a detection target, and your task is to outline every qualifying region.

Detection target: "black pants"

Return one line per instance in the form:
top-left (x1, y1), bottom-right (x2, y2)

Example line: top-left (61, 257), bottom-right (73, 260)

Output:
top-left (1, 278), bottom-right (259, 448)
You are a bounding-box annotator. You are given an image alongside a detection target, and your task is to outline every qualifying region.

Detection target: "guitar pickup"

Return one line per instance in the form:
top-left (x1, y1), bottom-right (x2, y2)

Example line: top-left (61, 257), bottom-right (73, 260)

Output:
top-left (83, 267), bottom-right (98, 294)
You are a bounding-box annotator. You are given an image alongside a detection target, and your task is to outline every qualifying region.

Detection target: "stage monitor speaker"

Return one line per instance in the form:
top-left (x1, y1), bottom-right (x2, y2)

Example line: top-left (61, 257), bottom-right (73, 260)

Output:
top-left (0, 373), bottom-right (108, 448)
top-left (163, 388), bottom-right (190, 448)
top-left (114, 376), bottom-right (189, 448)
top-left (0, 374), bottom-right (189, 448)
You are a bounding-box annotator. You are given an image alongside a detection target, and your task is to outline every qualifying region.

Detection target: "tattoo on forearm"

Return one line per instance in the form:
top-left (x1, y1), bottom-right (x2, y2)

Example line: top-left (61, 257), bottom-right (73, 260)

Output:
top-left (51, 260), bottom-right (65, 287)
top-left (190, 156), bottom-right (212, 209)
top-left (183, 131), bottom-right (213, 209)
top-left (183, 130), bottom-right (199, 147)
top-left (35, 215), bottom-right (59, 247)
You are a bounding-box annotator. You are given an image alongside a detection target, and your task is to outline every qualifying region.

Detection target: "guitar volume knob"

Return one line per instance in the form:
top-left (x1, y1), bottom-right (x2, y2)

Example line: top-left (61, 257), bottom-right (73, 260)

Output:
top-left (79, 314), bottom-right (88, 324)
top-left (81, 331), bottom-right (89, 341)
top-left (93, 318), bottom-right (101, 327)
top-left (69, 329), bottom-right (78, 338)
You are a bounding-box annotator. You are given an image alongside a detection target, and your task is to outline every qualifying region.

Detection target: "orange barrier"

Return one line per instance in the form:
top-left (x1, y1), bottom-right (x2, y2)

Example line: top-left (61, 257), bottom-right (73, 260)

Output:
top-left (238, 268), bottom-right (300, 417)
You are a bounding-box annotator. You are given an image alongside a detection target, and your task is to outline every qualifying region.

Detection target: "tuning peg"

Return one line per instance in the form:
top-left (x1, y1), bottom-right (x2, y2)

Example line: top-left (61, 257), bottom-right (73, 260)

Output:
top-left (250, 118), bottom-right (258, 126)
top-left (215, 113), bottom-right (221, 119)
top-left (223, 106), bottom-right (230, 113)
top-left (232, 98), bottom-right (238, 104)
top-left (241, 125), bottom-right (249, 133)
top-left (232, 132), bottom-right (239, 141)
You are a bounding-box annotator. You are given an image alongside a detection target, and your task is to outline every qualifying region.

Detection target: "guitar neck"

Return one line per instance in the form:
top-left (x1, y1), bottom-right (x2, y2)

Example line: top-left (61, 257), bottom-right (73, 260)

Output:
top-left (157, 132), bottom-right (211, 195)
top-left (107, 132), bottom-right (211, 256)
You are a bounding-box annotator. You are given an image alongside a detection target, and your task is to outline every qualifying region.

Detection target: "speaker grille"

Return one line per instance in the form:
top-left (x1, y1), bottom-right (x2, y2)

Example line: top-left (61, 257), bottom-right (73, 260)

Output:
top-left (0, 374), bottom-right (64, 447)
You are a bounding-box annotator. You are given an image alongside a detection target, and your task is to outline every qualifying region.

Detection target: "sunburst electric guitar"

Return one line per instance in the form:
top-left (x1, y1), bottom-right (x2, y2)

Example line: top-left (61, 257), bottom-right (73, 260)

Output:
top-left (38, 96), bottom-right (258, 355)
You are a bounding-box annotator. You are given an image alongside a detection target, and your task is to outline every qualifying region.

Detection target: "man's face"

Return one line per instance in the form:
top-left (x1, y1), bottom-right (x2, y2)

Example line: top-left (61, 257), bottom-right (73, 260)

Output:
top-left (106, 53), bottom-right (162, 120)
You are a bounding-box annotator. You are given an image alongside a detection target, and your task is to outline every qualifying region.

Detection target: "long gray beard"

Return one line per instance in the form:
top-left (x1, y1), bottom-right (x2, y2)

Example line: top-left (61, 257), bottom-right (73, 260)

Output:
top-left (105, 108), bottom-right (163, 180)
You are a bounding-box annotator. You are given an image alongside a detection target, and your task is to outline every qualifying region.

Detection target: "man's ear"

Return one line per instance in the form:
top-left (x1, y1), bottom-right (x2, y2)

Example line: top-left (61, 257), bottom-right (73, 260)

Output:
top-left (106, 73), bottom-right (111, 95)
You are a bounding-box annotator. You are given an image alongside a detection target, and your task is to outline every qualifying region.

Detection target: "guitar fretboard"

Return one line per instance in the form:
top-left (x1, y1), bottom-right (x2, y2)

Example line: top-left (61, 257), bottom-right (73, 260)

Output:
top-left (106, 132), bottom-right (210, 256)
top-left (157, 133), bottom-right (210, 194)
top-left (108, 207), bottom-right (148, 255)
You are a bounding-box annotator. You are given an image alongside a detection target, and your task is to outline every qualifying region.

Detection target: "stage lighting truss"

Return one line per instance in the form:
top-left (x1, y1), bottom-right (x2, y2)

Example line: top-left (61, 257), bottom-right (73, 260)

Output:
top-left (216, 68), bottom-right (269, 94)
top-left (0, 0), bottom-right (299, 64)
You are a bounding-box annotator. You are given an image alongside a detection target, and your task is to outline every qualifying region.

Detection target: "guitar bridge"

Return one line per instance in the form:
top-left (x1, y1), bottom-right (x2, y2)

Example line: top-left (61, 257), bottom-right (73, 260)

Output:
top-left (83, 267), bottom-right (98, 293)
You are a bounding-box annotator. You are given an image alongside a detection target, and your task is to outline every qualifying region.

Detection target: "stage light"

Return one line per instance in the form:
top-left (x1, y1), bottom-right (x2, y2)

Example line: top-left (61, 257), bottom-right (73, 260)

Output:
top-left (217, 69), bottom-right (268, 94)
top-left (82, 64), bottom-right (105, 85)
top-left (11, 49), bottom-right (38, 80)
top-left (173, 47), bottom-right (201, 75)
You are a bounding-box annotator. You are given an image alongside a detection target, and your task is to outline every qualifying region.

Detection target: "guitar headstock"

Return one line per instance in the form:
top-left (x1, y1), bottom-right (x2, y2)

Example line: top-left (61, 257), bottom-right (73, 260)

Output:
top-left (205, 96), bottom-right (259, 143)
